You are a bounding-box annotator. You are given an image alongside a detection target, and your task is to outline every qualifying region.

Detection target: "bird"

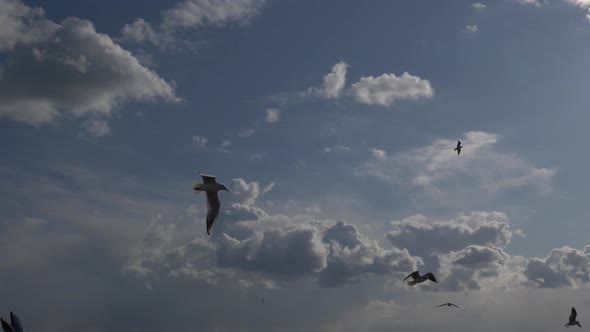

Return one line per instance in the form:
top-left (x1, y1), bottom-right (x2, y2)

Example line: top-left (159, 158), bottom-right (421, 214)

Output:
top-left (565, 307), bottom-right (581, 328)
top-left (193, 173), bottom-right (229, 235)
top-left (454, 140), bottom-right (462, 155)
top-left (1, 312), bottom-right (23, 332)
top-left (435, 302), bottom-right (463, 311)
top-left (403, 270), bottom-right (438, 286)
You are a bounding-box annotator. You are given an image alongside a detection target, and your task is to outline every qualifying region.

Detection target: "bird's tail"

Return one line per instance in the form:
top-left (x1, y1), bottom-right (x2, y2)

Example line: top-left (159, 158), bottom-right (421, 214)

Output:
top-left (454, 148), bottom-right (458, 151)
top-left (407, 280), bottom-right (417, 286)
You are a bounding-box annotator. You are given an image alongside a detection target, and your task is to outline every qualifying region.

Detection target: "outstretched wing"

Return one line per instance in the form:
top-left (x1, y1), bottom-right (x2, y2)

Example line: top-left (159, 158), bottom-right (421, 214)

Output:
top-left (1, 319), bottom-right (15, 332)
top-left (9, 313), bottom-right (22, 332)
top-left (570, 307), bottom-right (578, 323)
top-left (206, 191), bottom-right (221, 235)
top-left (403, 271), bottom-right (420, 281)
top-left (450, 303), bottom-right (461, 309)
top-left (200, 173), bottom-right (217, 184)
top-left (435, 303), bottom-right (447, 308)
top-left (425, 272), bottom-right (438, 283)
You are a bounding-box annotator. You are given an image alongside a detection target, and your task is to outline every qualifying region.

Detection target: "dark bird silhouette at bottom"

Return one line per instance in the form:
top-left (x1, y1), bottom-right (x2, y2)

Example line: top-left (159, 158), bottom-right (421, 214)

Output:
top-left (1, 312), bottom-right (23, 332)
top-left (566, 307), bottom-right (581, 328)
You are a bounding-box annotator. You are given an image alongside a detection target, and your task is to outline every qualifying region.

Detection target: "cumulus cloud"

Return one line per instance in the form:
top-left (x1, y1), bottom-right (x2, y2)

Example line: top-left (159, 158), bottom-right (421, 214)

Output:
top-left (349, 72), bottom-right (434, 107)
top-left (525, 245), bottom-right (590, 288)
top-left (387, 211), bottom-right (526, 291)
top-left (306, 61), bottom-right (348, 99)
top-left (462, 25), bottom-right (479, 34)
top-left (472, 2), bottom-right (487, 10)
top-left (370, 148), bottom-right (386, 159)
top-left (566, 0), bottom-right (590, 21)
top-left (0, 1), bottom-right (179, 125)
top-left (356, 131), bottom-right (556, 198)
top-left (121, 0), bottom-right (267, 49)
top-left (81, 119), bottom-right (111, 138)
top-left (192, 135), bottom-right (208, 148)
top-left (265, 108), bottom-right (281, 123)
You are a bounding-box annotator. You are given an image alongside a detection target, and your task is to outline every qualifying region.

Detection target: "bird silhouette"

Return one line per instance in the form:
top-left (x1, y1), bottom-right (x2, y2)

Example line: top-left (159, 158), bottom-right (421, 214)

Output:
top-left (193, 173), bottom-right (229, 235)
top-left (403, 271), bottom-right (437, 286)
top-left (565, 307), bottom-right (581, 328)
top-left (454, 140), bottom-right (462, 155)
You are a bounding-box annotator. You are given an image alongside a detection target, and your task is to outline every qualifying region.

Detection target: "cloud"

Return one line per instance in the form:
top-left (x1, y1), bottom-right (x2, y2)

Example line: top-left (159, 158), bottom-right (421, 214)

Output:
top-left (192, 135), bottom-right (208, 148)
top-left (517, 0), bottom-right (541, 6)
top-left (370, 148), bottom-right (386, 159)
top-left (0, 1), bottom-right (179, 125)
top-left (121, 0), bottom-right (267, 49)
top-left (472, 2), bottom-right (487, 10)
top-left (323, 145), bottom-right (351, 153)
top-left (566, 0), bottom-right (590, 21)
top-left (356, 131), bottom-right (556, 198)
top-left (387, 211), bottom-right (526, 291)
top-left (525, 245), bottom-right (590, 288)
top-left (81, 119), bottom-right (111, 138)
top-left (462, 25), bottom-right (479, 34)
top-left (349, 72), bottom-right (434, 107)
top-left (264, 108), bottom-right (281, 123)
top-left (307, 61), bottom-right (348, 99)
top-left (238, 128), bottom-right (256, 138)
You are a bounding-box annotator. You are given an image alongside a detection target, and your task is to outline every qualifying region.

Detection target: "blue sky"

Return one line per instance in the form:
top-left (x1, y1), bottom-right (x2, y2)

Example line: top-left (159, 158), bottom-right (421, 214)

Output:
top-left (2, 0), bottom-right (590, 331)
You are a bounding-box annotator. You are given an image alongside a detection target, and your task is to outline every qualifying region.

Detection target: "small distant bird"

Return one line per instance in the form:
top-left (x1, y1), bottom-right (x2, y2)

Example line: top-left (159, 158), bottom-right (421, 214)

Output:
top-left (262, 297), bottom-right (265, 304)
top-left (1, 312), bottom-right (23, 332)
top-left (403, 270), bottom-right (437, 286)
top-left (565, 307), bottom-right (581, 328)
top-left (435, 302), bottom-right (463, 310)
top-left (193, 173), bottom-right (229, 235)
top-left (454, 140), bottom-right (462, 155)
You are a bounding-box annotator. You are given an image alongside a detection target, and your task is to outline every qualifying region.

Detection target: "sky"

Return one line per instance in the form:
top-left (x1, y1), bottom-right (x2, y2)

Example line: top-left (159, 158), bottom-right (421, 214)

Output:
top-left (2, 0), bottom-right (590, 331)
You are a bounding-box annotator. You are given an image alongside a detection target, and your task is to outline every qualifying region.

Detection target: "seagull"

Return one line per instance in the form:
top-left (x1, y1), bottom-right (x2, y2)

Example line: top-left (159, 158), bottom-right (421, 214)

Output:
top-left (403, 270), bottom-right (438, 286)
top-left (193, 173), bottom-right (229, 235)
top-left (565, 307), bottom-right (581, 328)
top-left (435, 302), bottom-right (464, 311)
top-left (454, 140), bottom-right (462, 155)
top-left (1, 312), bottom-right (23, 332)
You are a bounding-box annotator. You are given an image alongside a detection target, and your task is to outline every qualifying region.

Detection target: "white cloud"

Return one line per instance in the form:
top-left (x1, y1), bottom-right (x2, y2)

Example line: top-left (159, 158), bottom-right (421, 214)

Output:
top-left (566, 0), bottom-right (590, 21)
top-left (237, 128), bottom-right (256, 138)
top-left (307, 61), bottom-right (348, 99)
top-left (356, 131), bottom-right (556, 197)
top-left (525, 245), bottom-right (590, 288)
top-left (323, 145), bottom-right (351, 153)
top-left (517, 0), bottom-right (541, 6)
top-left (192, 135), bottom-right (208, 148)
top-left (472, 2), bottom-right (487, 10)
top-left (265, 108), bottom-right (281, 123)
top-left (121, 0), bottom-right (267, 48)
top-left (462, 25), bottom-right (479, 34)
top-left (370, 148), bottom-right (386, 159)
top-left (349, 72), bottom-right (434, 107)
top-left (0, 1), bottom-right (179, 125)
top-left (81, 119), bottom-right (111, 138)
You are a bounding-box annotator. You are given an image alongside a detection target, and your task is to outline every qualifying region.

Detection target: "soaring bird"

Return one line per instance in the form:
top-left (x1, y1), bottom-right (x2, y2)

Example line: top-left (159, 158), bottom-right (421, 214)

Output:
top-left (565, 307), bottom-right (581, 328)
top-left (454, 140), bottom-right (462, 155)
top-left (435, 302), bottom-right (463, 310)
top-left (193, 173), bottom-right (229, 235)
top-left (403, 271), bottom-right (437, 286)
top-left (1, 312), bottom-right (23, 332)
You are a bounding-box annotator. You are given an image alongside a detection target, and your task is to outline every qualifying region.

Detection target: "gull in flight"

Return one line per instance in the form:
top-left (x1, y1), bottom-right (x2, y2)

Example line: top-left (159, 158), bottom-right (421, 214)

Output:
top-left (435, 302), bottom-right (464, 311)
top-left (1, 312), bottom-right (23, 332)
top-left (403, 270), bottom-right (438, 286)
top-left (565, 307), bottom-right (581, 328)
top-left (193, 173), bottom-right (229, 235)
top-left (454, 140), bottom-right (462, 155)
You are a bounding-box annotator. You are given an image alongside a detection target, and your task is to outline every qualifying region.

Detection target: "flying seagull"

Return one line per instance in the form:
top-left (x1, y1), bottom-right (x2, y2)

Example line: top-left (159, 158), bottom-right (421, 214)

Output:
top-left (1, 312), bottom-right (23, 332)
top-left (193, 173), bottom-right (229, 235)
top-left (565, 307), bottom-right (581, 328)
top-left (435, 302), bottom-right (464, 311)
top-left (454, 140), bottom-right (462, 155)
top-left (403, 270), bottom-right (437, 286)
